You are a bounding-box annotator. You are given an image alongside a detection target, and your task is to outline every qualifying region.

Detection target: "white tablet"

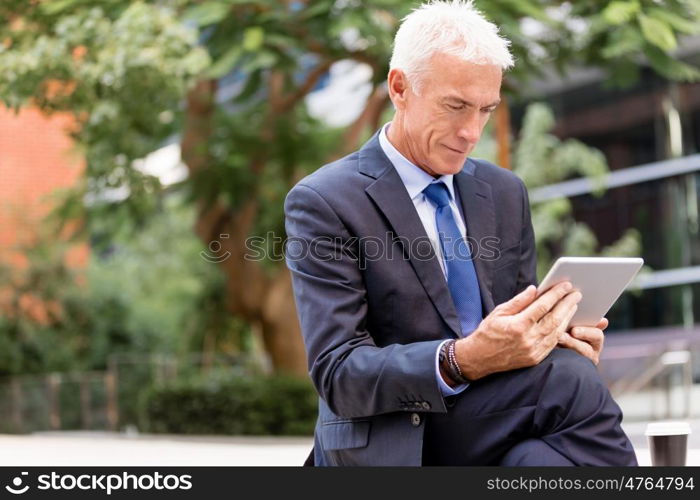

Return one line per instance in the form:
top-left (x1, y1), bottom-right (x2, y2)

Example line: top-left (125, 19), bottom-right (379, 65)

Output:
top-left (537, 256), bottom-right (644, 328)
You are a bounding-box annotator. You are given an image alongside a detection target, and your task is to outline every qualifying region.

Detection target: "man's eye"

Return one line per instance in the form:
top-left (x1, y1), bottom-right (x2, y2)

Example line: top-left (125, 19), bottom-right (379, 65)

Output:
top-left (482, 107), bottom-right (496, 114)
top-left (447, 104), bottom-right (462, 110)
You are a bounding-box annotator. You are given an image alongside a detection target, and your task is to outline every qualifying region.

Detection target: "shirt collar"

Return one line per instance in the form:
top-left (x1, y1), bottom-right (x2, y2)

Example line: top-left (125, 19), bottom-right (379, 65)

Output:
top-left (378, 122), bottom-right (456, 202)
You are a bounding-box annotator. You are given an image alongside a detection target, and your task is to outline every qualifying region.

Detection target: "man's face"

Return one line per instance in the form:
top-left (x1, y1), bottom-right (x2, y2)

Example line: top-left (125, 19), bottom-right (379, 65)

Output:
top-left (395, 52), bottom-right (503, 176)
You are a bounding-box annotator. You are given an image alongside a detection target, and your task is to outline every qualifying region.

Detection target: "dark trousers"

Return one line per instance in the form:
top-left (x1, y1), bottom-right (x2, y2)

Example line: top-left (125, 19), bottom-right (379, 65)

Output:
top-left (422, 348), bottom-right (638, 466)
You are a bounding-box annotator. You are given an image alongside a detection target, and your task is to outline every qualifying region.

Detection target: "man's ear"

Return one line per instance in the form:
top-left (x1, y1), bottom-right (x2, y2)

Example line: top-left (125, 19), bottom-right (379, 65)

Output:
top-left (387, 68), bottom-right (410, 110)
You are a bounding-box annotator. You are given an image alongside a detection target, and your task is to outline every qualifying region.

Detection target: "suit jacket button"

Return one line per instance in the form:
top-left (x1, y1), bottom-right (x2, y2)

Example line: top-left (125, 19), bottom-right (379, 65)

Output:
top-left (421, 402), bottom-right (431, 410)
top-left (411, 413), bottom-right (421, 427)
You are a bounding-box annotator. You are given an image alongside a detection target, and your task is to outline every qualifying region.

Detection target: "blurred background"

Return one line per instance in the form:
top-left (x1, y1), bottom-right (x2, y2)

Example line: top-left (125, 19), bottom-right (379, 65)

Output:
top-left (1, 0), bottom-right (700, 465)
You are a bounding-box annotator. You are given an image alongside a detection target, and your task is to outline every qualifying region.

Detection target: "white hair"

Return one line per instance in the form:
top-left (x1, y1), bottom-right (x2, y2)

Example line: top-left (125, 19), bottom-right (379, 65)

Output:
top-left (389, 0), bottom-right (514, 94)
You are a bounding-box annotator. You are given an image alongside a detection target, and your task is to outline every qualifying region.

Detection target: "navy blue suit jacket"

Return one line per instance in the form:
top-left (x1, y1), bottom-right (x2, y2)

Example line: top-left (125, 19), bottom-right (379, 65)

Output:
top-left (284, 131), bottom-right (536, 465)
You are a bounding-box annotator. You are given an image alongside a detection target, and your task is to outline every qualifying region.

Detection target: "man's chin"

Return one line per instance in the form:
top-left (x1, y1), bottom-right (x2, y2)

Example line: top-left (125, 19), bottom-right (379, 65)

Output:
top-left (437, 161), bottom-right (467, 176)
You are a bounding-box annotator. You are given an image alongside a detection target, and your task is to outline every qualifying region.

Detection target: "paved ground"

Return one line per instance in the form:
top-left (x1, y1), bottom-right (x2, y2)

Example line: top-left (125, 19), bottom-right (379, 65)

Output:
top-left (0, 420), bottom-right (697, 466)
top-left (0, 433), bottom-right (314, 466)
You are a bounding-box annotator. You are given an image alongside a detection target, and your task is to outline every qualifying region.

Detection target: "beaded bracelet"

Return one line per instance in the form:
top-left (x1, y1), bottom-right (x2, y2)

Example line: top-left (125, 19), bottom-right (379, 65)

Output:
top-left (441, 340), bottom-right (470, 385)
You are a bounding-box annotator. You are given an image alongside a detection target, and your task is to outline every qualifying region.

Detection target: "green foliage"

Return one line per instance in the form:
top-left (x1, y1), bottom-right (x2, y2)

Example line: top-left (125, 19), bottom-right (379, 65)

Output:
top-left (0, 1), bottom-right (209, 230)
top-left (569, 0), bottom-right (700, 84)
top-left (514, 103), bottom-right (608, 191)
top-left (185, 0), bottom-right (404, 84)
top-left (647, 7), bottom-right (700, 35)
top-left (87, 195), bottom-right (243, 359)
top-left (602, 1), bottom-right (641, 25)
top-left (0, 195), bottom-right (244, 375)
top-left (511, 103), bottom-right (642, 280)
top-left (3, 0), bottom-right (695, 255)
top-left (141, 372), bottom-right (317, 435)
top-left (638, 13), bottom-right (677, 51)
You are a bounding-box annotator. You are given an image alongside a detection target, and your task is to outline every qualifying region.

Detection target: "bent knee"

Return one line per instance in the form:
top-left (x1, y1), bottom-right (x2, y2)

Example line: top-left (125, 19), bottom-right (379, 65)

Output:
top-left (543, 348), bottom-right (605, 391)
top-left (537, 348), bottom-right (619, 424)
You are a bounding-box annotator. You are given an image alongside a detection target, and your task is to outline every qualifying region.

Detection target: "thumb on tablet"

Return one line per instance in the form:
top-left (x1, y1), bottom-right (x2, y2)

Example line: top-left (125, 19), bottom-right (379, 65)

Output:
top-left (497, 285), bottom-right (537, 315)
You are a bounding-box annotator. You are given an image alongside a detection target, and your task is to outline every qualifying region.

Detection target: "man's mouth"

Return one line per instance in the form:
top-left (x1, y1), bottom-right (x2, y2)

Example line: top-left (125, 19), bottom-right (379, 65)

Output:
top-left (444, 144), bottom-right (467, 154)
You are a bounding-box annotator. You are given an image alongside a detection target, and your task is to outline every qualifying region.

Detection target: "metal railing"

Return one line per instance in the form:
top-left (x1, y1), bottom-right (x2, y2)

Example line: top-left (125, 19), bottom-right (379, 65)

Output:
top-left (0, 352), bottom-right (252, 434)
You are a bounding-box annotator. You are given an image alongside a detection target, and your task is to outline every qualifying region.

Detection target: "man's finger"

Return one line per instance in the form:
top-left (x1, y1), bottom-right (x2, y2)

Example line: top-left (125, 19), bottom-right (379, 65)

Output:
top-left (595, 318), bottom-right (609, 330)
top-left (529, 288), bottom-right (581, 334)
top-left (569, 326), bottom-right (604, 352)
top-left (497, 284), bottom-right (537, 315)
top-left (520, 281), bottom-right (581, 325)
top-left (559, 333), bottom-right (597, 364)
top-left (520, 281), bottom-right (574, 325)
top-left (560, 300), bottom-right (580, 333)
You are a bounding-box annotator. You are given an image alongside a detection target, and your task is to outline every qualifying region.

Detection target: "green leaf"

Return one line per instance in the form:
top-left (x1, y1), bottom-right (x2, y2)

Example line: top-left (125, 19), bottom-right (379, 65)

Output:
top-left (638, 14), bottom-right (677, 51)
top-left (500, 0), bottom-right (553, 24)
top-left (184, 2), bottom-right (230, 27)
top-left (685, 0), bottom-right (700, 16)
top-left (265, 33), bottom-right (297, 49)
top-left (233, 69), bottom-right (263, 103)
top-left (603, 59), bottom-right (642, 88)
top-left (643, 44), bottom-right (700, 81)
top-left (241, 50), bottom-right (278, 72)
top-left (602, 1), bottom-right (640, 25)
top-left (206, 45), bottom-right (243, 78)
top-left (648, 8), bottom-right (700, 35)
top-left (600, 27), bottom-right (643, 59)
top-left (299, 2), bottom-right (333, 20)
top-left (40, 0), bottom-right (82, 15)
top-left (242, 27), bottom-right (265, 51)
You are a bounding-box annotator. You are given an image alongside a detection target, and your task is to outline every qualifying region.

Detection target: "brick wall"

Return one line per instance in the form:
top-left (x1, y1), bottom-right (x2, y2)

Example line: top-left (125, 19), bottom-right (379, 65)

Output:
top-left (0, 105), bottom-right (88, 268)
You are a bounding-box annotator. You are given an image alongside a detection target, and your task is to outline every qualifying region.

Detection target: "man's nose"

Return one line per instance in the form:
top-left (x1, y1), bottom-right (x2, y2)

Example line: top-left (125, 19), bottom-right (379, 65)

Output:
top-left (456, 112), bottom-right (482, 144)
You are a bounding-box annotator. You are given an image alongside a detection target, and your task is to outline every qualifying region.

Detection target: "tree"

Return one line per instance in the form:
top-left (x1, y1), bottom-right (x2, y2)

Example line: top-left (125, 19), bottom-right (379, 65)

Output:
top-left (2, 0), bottom-right (698, 375)
top-left (0, 194), bottom-right (235, 376)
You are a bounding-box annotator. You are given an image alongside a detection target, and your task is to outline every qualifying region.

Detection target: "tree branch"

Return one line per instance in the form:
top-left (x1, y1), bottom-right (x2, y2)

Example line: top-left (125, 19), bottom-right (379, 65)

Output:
top-left (181, 79), bottom-right (217, 174)
top-left (339, 84), bottom-right (390, 156)
top-left (277, 59), bottom-right (333, 112)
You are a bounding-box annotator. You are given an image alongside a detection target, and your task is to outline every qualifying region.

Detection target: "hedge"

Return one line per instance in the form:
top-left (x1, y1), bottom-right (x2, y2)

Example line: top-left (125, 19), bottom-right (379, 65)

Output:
top-left (140, 374), bottom-right (318, 436)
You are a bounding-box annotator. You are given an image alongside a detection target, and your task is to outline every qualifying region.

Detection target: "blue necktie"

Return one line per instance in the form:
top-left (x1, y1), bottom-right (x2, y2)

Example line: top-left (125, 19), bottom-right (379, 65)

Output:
top-left (423, 182), bottom-right (483, 335)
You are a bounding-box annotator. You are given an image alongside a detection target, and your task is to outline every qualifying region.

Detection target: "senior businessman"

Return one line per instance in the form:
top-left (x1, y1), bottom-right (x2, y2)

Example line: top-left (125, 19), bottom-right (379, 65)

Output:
top-left (284, 0), bottom-right (637, 466)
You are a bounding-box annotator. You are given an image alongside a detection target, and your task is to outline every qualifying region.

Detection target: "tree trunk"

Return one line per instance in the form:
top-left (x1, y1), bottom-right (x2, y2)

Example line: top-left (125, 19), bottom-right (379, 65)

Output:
top-left (261, 268), bottom-right (308, 375)
top-left (182, 80), bottom-right (308, 377)
top-left (180, 76), bottom-right (390, 378)
top-left (494, 94), bottom-right (511, 170)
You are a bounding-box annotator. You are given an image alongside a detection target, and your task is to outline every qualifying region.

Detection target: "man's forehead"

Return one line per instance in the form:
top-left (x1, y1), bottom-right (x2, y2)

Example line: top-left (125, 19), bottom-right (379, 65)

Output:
top-left (422, 56), bottom-right (502, 87)
top-left (427, 78), bottom-right (502, 103)
top-left (425, 51), bottom-right (503, 72)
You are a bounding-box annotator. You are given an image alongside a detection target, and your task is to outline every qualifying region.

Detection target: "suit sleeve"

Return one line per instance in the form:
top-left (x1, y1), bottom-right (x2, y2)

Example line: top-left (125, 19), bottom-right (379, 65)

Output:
top-left (284, 183), bottom-right (448, 418)
top-left (515, 178), bottom-right (538, 291)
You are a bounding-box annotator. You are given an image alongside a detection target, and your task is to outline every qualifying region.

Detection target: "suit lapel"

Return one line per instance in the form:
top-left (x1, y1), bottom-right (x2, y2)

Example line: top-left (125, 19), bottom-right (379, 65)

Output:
top-left (360, 136), bottom-right (462, 337)
top-left (454, 166), bottom-right (496, 314)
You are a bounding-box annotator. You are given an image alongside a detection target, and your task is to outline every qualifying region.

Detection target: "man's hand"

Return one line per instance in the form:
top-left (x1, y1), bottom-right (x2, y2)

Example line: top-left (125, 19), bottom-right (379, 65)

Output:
top-left (557, 318), bottom-right (607, 365)
top-left (454, 282), bottom-right (581, 381)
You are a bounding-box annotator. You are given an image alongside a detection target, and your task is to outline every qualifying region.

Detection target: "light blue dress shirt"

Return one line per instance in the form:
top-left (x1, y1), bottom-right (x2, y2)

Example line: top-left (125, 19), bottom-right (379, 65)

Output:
top-left (378, 122), bottom-right (469, 396)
